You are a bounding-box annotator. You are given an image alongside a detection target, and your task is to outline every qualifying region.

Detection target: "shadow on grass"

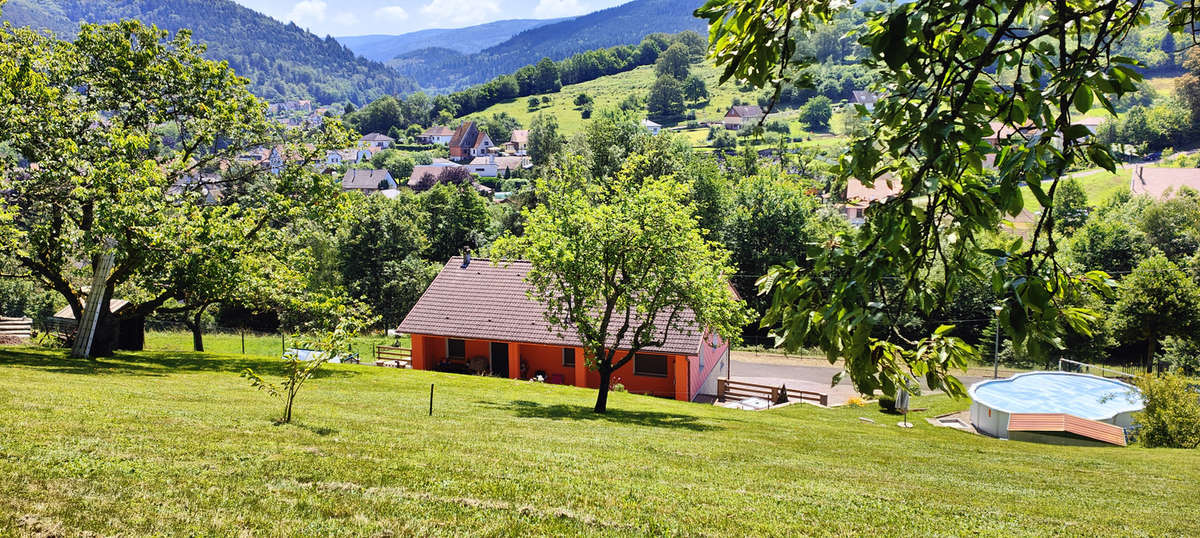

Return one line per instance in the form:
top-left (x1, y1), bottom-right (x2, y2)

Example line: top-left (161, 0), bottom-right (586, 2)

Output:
top-left (482, 399), bottom-right (722, 432)
top-left (0, 346), bottom-right (357, 380)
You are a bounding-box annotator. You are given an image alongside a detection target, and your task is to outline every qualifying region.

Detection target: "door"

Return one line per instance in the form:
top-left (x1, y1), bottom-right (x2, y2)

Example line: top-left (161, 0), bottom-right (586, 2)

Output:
top-left (490, 342), bottom-right (509, 377)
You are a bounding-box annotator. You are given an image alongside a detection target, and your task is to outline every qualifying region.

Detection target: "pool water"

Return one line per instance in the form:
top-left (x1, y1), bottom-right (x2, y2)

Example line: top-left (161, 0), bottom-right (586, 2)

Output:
top-left (969, 372), bottom-right (1143, 421)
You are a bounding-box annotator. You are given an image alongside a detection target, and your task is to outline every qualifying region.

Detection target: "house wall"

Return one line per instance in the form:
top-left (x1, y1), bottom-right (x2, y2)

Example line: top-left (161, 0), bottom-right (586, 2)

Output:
top-left (689, 332), bottom-right (729, 400)
top-left (408, 333), bottom-right (690, 400)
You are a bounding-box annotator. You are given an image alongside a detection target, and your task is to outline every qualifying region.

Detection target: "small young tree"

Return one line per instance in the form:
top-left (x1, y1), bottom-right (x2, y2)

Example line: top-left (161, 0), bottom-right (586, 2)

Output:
top-left (528, 113), bottom-right (563, 167)
top-left (1053, 176), bottom-right (1090, 233)
top-left (799, 95), bottom-right (833, 131)
top-left (1132, 373), bottom-right (1200, 449)
top-left (492, 159), bottom-right (750, 413)
top-left (242, 300), bottom-right (374, 424)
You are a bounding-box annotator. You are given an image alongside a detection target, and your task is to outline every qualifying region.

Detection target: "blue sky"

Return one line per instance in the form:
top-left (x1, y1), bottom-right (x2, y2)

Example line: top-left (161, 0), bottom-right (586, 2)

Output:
top-left (232, 0), bottom-right (627, 36)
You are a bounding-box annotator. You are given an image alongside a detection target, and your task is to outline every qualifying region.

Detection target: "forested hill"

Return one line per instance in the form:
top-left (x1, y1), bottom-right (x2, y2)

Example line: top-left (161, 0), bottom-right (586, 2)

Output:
top-left (338, 18), bottom-right (570, 62)
top-left (389, 0), bottom-right (707, 92)
top-left (0, 0), bottom-right (418, 105)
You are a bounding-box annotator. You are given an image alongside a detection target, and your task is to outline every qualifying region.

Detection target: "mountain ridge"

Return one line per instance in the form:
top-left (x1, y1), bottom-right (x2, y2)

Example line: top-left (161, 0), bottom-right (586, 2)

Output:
top-left (337, 18), bottom-right (570, 62)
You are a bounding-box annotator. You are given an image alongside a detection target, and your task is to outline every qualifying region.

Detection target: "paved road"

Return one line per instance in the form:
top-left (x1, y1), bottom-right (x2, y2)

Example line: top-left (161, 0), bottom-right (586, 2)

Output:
top-left (727, 358), bottom-right (990, 405)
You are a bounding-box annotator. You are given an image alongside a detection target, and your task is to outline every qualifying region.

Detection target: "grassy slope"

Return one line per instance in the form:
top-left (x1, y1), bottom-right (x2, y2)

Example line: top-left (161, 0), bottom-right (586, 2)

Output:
top-left (465, 62), bottom-right (763, 136)
top-left (142, 331), bottom-right (407, 360)
top-left (1, 347), bottom-right (1198, 536)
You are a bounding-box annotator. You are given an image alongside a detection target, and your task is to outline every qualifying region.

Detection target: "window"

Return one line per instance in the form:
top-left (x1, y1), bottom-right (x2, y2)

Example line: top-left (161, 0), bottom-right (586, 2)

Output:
top-left (447, 339), bottom-right (466, 358)
top-left (562, 348), bottom-right (576, 367)
top-left (633, 354), bottom-right (668, 377)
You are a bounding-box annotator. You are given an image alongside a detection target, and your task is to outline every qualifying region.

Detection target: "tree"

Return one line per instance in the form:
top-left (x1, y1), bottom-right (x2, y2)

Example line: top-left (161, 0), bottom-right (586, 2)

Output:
top-left (1069, 218), bottom-right (1151, 274)
top-left (574, 93), bottom-right (593, 107)
top-left (420, 183), bottom-right (491, 262)
top-left (1053, 176), bottom-right (1090, 233)
top-left (682, 74), bottom-right (709, 103)
top-left (654, 43), bottom-right (692, 80)
top-left (533, 57), bottom-right (561, 93)
top-left (338, 195), bottom-right (438, 327)
top-left (492, 160), bottom-right (750, 413)
top-left (695, 0), bottom-right (1162, 398)
top-left (798, 95), bottom-right (833, 131)
top-left (0, 20), bottom-right (351, 357)
top-left (1141, 192), bottom-right (1200, 259)
top-left (647, 75), bottom-right (685, 121)
top-left (243, 300), bottom-right (374, 424)
top-left (371, 150), bottom-right (415, 181)
top-left (1132, 373), bottom-right (1200, 448)
top-left (1111, 255), bottom-right (1200, 372)
top-left (1176, 48), bottom-right (1200, 126)
top-left (528, 113), bottom-right (563, 167)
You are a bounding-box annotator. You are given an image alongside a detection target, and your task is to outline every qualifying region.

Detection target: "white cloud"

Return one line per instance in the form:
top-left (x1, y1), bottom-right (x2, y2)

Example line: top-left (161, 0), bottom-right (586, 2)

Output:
top-left (332, 12), bottom-right (360, 26)
top-left (374, 5), bottom-right (410, 21)
top-left (420, 0), bottom-right (501, 26)
top-left (287, 0), bottom-right (327, 24)
top-left (534, 0), bottom-right (587, 18)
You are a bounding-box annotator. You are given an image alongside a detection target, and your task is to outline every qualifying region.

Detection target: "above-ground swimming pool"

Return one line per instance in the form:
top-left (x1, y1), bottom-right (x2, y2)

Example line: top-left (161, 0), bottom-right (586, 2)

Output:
top-left (969, 372), bottom-right (1143, 444)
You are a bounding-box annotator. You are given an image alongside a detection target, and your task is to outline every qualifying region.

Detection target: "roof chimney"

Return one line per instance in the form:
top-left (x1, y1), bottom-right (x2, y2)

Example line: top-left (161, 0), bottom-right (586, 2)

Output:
top-left (461, 252), bottom-right (471, 268)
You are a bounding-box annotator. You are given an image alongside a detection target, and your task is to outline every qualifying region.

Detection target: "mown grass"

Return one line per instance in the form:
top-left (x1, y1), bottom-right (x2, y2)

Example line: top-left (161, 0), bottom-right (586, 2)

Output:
top-left (1019, 168), bottom-right (1133, 217)
top-left (142, 330), bottom-right (408, 361)
top-left (0, 346), bottom-right (1197, 536)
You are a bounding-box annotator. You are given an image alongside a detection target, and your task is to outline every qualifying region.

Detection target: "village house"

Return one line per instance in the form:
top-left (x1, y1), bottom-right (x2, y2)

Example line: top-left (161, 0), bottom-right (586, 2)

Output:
top-left (508, 129), bottom-right (529, 155)
top-left (641, 119), bottom-right (662, 135)
top-left (418, 125), bottom-right (455, 145)
top-left (448, 121), bottom-right (494, 161)
top-left (1130, 166), bottom-right (1200, 199)
top-left (722, 105), bottom-right (765, 130)
top-left (341, 169), bottom-right (396, 194)
top-left (843, 176), bottom-right (901, 225)
top-left (360, 132), bottom-right (395, 151)
top-left (396, 256), bottom-right (730, 402)
top-left (850, 90), bottom-right (881, 112)
top-left (468, 155), bottom-right (531, 178)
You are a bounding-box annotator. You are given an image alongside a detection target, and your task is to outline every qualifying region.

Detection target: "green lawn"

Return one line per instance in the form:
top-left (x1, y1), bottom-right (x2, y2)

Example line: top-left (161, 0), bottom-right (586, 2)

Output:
top-left (1019, 168), bottom-right (1133, 216)
top-left (142, 330), bottom-right (407, 361)
top-left (0, 347), bottom-right (1196, 535)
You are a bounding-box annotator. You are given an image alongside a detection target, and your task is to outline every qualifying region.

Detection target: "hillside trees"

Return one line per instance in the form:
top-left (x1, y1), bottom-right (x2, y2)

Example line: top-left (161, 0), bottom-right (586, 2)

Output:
top-left (698, 0), bottom-right (1163, 397)
top-left (492, 158), bottom-right (750, 413)
top-left (647, 75), bottom-right (686, 121)
top-left (798, 95), bottom-right (833, 131)
top-left (528, 113), bottom-right (564, 166)
top-left (421, 183), bottom-right (492, 263)
top-left (0, 20), bottom-right (353, 357)
top-left (1111, 255), bottom-right (1200, 372)
top-left (655, 42), bottom-right (692, 80)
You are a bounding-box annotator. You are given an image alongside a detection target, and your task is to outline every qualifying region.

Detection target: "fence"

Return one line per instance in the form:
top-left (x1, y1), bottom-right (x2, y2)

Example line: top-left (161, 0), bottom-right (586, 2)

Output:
top-left (717, 378), bottom-right (829, 407)
top-left (138, 320), bottom-right (404, 359)
top-left (1058, 358), bottom-right (1137, 380)
top-left (0, 317), bottom-right (32, 340)
top-left (374, 345), bottom-right (412, 368)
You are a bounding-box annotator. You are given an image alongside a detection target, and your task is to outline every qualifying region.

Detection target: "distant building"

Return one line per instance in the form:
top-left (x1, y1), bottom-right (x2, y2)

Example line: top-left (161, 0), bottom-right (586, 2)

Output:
top-left (341, 169), bottom-right (397, 194)
top-left (408, 164), bottom-right (469, 190)
top-left (418, 125), bottom-right (455, 145)
top-left (508, 129), bottom-right (530, 155)
top-left (1130, 167), bottom-right (1200, 199)
top-left (468, 155), bottom-right (531, 178)
top-left (722, 105), bottom-right (765, 130)
top-left (850, 91), bottom-right (881, 112)
top-left (641, 119), bottom-right (662, 135)
top-left (448, 121), bottom-right (494, 161)
top-left (842, 176), bottom-right (901, 226)
top-left (360, 132), bottom-right (394, 151)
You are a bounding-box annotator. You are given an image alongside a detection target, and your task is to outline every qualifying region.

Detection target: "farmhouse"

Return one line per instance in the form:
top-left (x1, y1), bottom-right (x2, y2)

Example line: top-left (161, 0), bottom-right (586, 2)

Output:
top-left (850, 90), bottom-right (881, 111)
top-left (468, 155), bottom-right (531, 177)
top-left (341, 169), bottom-right (396, 194)
top-left (418, 125), bottom-right (455, 145)
top-left (641, 118), bottom-right (662, 135)
top-left (722, 105), bottom-right (764, 130)
top-left (1130, 166), bottom-right (1200, 199)
top-left (843, 176), bottom-right (901, 225)
top-left (508, 129), bottom-right (529, 155)
top-left (448, 121), bottom-right (494, 161)
top-left (397, 256), bottom-right (730, 402)
top-left (360, 132), bottom-right (394, 151)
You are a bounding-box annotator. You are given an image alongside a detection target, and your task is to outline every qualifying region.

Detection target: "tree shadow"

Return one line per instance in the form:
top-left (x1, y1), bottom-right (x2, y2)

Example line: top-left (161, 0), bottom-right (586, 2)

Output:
top-left (0, 347), bottom-right (357, 380)
top-left (481, 400), bottom-right (723, 432)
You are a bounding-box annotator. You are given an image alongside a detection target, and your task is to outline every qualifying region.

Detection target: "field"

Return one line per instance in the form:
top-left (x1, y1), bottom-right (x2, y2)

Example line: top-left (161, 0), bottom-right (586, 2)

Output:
top-left (1019, 168), bottom-right (1134, 212)
top-left (1, 346), bottom-right (1198, 536)
top-left (464, 62), bottom-right (767, 136)
top-left (142, 330), bottom-right (407, 362)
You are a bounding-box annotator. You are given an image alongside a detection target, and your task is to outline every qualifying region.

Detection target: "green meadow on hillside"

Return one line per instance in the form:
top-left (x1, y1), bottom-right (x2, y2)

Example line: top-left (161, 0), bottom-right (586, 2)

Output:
top-left (1, 346), bottom-right (1197, 535)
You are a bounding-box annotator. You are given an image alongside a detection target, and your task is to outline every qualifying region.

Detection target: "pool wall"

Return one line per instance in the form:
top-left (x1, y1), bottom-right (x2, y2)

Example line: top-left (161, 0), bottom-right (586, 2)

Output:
top-left (968, 372), bottom-right (1142, 440)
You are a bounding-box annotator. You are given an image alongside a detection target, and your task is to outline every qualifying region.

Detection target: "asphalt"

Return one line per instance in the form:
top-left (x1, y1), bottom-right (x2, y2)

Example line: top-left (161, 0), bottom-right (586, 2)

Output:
top-left (726, 358), bottom-right (991, 405)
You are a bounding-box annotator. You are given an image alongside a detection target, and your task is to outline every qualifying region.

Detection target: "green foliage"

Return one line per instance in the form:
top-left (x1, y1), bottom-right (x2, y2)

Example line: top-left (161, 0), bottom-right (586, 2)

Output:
top-left (491, 157), bottom-right (751, 413)
top-left (1161, 336), bottom-right (1200, 376)
top-left (682, 74), bottom-right (709, 102)
top-left (1140, 190), bottom-right (1200, 259)
top-left (1110, 255), bottom-right (1200, 371)
top-left (420, 184), bottom-right (492, 263)
top-left (1052, 177), bottom-right (1090, 233)
top-left (528, 113), bottom-right (564, 167)
top-left (242, 299), bottom-right (374, 423)
top-left (647, 75), bottom-right (685, 121)
top-left (798, 95), bottom-right (833, 131)
top-left (654, 42), bottom-right (692, 80)
top-left (1069, 217), bottom-right (1151, 274)
top-left (370, 150), bottom-right (416, 181)
top-left (1132, 374), bottom-right (1200, 449)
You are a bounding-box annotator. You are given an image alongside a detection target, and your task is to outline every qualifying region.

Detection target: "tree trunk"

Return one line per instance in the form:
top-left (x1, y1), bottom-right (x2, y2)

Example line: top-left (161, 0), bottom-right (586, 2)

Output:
top-left (189, 305), bottom-right (207, 352)
top-left (594, 365), bottom-right (612, 414)
top-left (1147, 335), bottom-right (1157, 374)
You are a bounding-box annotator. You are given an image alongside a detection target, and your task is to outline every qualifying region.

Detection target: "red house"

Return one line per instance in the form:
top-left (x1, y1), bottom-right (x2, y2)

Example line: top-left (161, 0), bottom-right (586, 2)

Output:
top-left (396, 256), bottom-right (730, 402)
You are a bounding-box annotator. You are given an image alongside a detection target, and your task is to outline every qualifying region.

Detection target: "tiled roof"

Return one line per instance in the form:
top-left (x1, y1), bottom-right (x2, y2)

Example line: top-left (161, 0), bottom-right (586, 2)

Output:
top-left (52, 300), bottom-right (131, 320)
top-left (342, 169), bottom-right (394, 190)
top-left (851, 90), bottom-right (881, 104)
top-left (448, 122), bottom-right (477, 149)
top-left (397, 257), bottom-right (707, 356)
top-left (469, 156), bottom-right (529, 169)
top-left (360, 132), bottom-right (394, 143)
top-left (421, 125), bottom-right (454, 137)
top-left (1131, 167), bottom-right (1200, 199)
top-left (509, 129), bottom-right (529, 144)
top-left (408, 164), bottom-right (467, 188)
top-left (726, 105), bottom-right (764, 118)
top-left (846, 175), bottom-right (901, 205)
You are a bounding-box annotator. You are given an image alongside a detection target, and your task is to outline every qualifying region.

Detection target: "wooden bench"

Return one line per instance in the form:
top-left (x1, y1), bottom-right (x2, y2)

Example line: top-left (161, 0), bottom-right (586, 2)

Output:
top-left (718, 378), bottom-right (829, 407)
top-left (374, 345), bottom-right (412, 368)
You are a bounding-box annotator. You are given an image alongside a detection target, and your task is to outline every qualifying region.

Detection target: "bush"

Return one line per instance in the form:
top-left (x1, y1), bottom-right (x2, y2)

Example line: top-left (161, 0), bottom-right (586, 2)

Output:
top-left (879, 396), bottom-right (896, 412)
top-left (1162, 337), bottom-right (1200, 376)
top-left (1133, 374), bottom-right (1200, 448)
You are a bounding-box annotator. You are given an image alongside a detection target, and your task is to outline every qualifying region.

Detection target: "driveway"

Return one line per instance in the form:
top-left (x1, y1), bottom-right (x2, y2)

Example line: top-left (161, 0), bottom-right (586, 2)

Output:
top-left (726, 352), bottom-right (992, 406)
